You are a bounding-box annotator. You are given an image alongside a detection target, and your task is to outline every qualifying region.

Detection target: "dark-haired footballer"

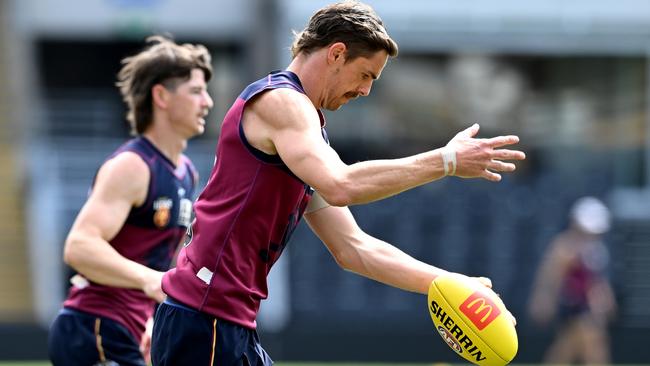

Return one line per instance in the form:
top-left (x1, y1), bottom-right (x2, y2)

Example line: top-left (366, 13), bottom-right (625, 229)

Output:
top-left (153, 2), bottom-right (523, 366)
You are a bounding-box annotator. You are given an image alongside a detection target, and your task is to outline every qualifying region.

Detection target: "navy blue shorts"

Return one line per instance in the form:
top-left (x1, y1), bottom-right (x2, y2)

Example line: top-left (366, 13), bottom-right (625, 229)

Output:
top-left (152, 298), bottom-right (273, 366)
top-left (48, 307), bottom-right (145, 366)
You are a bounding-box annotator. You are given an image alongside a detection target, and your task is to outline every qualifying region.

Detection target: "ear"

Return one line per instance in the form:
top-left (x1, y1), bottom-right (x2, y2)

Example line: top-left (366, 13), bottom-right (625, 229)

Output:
top-left (327, 42), bottom-right (347, 65)
top-left (151, 84), bottom-right (169, 109)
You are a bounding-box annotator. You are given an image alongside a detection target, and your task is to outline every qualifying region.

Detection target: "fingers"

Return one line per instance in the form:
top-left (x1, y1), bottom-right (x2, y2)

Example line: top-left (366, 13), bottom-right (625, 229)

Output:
top-left (144, 282), bottom-right (166, 303)
top-left (476, 276), bottom-right (492, 288)
top-left (149, 290), bottom-right (166, 303)
top-left (457, 123), bottom-right (480, 138)
top-left (480, 159), bottom-right (517, 182)
top-left (483, 135), bottom-right (519, 148)
top-left (488, 160), bottom-right (516, 172)
top-left (480, 135), bottom-right (527, 160)
top-left (448, 128), bottom-right (525, 181)
top-left (491, 148), bottom-right (526, 161)
top-left (144, 270), bottom-right (166, 302)
top-left (157, 291), bottom-right (167, 303)
top-left (461, 158), bottom-right (517, 182)
top-left (507, 310), bottom-right (518, 326)
top-left (482, 170), bottom-right (502, 182)
top-left (474, 275), bottom-right (517, 326)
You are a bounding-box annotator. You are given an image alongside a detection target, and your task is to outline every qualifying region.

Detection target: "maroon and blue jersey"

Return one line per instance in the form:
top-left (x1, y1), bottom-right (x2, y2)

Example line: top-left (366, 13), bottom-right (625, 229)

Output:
top-left (559, 239), bottom-right (610, 317)
top-left (162, 70), bottom-right (327, 329)
top-left (64, 136), bottom-right (198, 341)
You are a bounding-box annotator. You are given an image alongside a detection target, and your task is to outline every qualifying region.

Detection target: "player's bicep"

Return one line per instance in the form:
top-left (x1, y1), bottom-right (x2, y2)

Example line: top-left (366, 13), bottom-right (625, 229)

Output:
top-left (276, 125), bottom-right (344, 181)
top-left (261, 90), bottom-right (349, 200)
top-left (69, 153), bottom-right (149, 242)
top-left (72, 190), bottom-right (133, 242)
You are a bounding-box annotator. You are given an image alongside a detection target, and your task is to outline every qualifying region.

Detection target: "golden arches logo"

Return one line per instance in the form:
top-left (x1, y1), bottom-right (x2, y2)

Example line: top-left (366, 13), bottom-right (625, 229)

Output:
top-left (459, 291), bottom-right (501, 330)
top-left (468, 298), bottom-right (493, 322)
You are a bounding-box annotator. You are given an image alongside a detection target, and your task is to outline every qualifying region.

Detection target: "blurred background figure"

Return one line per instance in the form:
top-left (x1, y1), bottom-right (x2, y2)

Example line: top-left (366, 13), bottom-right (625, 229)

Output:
top-left (528, 196), bottom-right (617, 365)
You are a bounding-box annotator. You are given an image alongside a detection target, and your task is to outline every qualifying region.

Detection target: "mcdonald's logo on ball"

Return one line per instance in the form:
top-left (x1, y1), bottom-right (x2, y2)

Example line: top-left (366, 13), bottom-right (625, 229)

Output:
top-left (460, 291), bottom-right (501, 330)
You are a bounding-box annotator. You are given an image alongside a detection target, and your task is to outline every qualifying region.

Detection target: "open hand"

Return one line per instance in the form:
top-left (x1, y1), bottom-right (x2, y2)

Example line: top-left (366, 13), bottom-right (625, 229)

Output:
top-left (446, 124), bottom-right (526, 182)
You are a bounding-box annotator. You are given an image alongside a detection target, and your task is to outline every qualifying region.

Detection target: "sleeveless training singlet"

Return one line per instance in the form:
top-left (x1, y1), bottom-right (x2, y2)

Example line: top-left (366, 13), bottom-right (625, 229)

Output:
top-left (64, 136), bottom-right (197, 341)
top-left (162, 71), bottom-right (327, 329)
top-left (559, 238), bottom-right (610, 318)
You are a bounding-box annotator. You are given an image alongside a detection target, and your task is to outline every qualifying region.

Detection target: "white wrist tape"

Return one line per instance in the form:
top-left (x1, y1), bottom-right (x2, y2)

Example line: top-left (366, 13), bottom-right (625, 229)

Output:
top-left (442, 148), bottom-right (457, 176)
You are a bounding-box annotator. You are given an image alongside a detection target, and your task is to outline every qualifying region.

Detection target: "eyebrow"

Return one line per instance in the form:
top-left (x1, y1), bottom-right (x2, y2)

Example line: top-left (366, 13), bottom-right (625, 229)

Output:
top-left (369, 71), bottom-right (379, 80)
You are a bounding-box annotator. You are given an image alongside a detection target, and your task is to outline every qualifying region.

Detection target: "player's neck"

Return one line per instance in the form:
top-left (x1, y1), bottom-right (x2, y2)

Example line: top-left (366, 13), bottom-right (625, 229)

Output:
top-left (142, 129), bottom-right (186, 167)
top-left (286, 51), bottom-right (327, 109)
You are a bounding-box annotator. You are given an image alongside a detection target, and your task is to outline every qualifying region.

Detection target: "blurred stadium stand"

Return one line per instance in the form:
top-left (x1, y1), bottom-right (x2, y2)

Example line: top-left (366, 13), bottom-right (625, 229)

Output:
top-left (0, 0), bottom-right (650, 362)
top-left (0, 2), bottom-right (33, 322)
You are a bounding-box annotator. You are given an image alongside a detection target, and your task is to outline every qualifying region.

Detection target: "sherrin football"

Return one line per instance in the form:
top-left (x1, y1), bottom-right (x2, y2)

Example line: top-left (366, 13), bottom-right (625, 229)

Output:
top-left (428, 274), bottom-right (518, 366)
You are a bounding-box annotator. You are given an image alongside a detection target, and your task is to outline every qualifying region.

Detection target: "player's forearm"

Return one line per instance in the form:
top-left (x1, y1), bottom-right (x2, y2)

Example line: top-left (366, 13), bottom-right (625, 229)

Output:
top-left (327, 149), bottom-right (446, 206)
top-left (340, 234), bottom-right (448, 294)
top-left (64, 233), bottom-right (156, 291)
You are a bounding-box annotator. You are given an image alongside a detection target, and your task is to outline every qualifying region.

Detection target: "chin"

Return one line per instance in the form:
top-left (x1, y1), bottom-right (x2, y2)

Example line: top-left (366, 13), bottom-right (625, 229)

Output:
top-left (324, 102), bottom-right (344, 111)
top-left (191, 125), bottom-right (205, 137)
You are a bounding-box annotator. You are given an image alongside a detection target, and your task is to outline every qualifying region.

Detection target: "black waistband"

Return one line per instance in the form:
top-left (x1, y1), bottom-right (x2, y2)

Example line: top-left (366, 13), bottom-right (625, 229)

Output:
top-left (163, 297), bottom-right (199, 313)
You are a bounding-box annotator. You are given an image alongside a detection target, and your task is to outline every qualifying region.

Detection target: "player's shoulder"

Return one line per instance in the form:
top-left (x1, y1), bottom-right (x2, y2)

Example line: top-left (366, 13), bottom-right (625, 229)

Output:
top-left (254, 85), bottom-right (308, 106)
top-left (107, 149), bottom-right (148, 167)
top-left (251, 87), bottom-right (318, 126)
top-left (90, 150), bottom-right (151, 204)
top-left (96, 151), bottom-right (150, 187)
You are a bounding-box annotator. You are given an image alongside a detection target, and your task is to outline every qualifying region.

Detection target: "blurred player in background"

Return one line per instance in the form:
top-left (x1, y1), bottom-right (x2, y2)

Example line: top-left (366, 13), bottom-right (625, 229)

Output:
top-left (47, 35), bottom-right (213, 366)
top-left (528, 196), bottom-right (617, 364)
top-left (152, 2), bottom-right (524, 365)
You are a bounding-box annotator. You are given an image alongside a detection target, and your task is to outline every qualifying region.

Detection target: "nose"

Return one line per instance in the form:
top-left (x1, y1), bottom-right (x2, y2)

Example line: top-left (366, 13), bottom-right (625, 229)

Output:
top-left (203, 91), bottom-right (214, 109)
top-left (358, 80), bottom-right (373, 97)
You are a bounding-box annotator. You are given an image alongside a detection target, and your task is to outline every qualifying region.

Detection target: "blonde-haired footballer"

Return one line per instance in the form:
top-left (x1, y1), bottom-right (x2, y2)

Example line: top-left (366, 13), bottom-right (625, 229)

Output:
top-left (48, 35), bottom-right (213, 366)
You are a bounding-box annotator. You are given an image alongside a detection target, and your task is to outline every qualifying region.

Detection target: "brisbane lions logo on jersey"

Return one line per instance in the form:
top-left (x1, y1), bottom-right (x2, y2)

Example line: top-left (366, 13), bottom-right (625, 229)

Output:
top-left (153, 197), bottom-right (173, 228)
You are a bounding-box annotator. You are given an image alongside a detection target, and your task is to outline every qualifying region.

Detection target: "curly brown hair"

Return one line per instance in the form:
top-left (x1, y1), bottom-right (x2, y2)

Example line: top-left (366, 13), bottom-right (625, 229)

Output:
top-left (117, 35), bottom-right (212, 135)
top-left (291, 1), bottom-right (398, 62)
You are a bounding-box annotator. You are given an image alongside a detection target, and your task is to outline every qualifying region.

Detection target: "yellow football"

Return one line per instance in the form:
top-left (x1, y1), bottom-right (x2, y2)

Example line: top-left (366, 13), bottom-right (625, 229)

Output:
top-left (427, 274), bottom-right (518, 366)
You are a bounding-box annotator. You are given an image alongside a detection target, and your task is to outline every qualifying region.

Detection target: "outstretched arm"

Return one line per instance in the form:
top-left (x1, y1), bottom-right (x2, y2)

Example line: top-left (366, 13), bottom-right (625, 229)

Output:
top-left (244, 88), bottom-right (525, 207)
top-left (527, 236), bottom-right (572, 325)
top-left (63, 152), bottom-right (165, 302)
top-left (305, 201), bottom-right (472, 294)
top-left (304, 194), bottom-right (515, 325)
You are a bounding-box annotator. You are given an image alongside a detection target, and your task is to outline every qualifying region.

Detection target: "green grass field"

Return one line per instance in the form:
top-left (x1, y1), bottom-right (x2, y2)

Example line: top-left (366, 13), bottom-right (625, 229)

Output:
top-left (0, 363), bottom-right (457, 366)
top-left (0, 363), bottom-right (438, 366)
top-left (2, 363), bottom-right (647, 366)
top-left (3, 363), bottom-right (649, 366)
top-left (0, 363), bottom-right (437, 366)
